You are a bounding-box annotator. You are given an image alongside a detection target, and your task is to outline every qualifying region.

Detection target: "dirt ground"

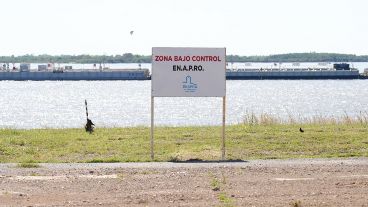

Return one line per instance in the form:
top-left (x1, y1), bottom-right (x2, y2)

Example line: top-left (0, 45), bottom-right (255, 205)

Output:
top-left (1, 158), bottom-right (368, 207)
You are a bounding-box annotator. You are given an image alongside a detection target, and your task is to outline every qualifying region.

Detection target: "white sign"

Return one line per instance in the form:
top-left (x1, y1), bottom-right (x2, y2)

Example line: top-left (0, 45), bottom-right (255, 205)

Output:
top-left (152, 47), bottom-right (226, 97)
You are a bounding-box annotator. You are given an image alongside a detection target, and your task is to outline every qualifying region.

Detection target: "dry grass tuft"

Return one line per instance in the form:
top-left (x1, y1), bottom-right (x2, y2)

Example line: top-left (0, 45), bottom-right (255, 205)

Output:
top-left (242, 111), bottom-right (368, 126)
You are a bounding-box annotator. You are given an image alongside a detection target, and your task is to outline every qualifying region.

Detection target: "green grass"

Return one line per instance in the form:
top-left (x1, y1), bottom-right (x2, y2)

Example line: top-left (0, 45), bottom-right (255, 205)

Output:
top-left (209, 172), bottom-right (235, 206)
top-left (211, 176), bottom-right (221, 191)
top-left (0, 122), bottom-right (367, 163)
top-left (218, 192), bottom-right (235, 207)
top-left (291, 200), bottom-right (302, 207)
top-left (17, 162), bottom-right (40, 168)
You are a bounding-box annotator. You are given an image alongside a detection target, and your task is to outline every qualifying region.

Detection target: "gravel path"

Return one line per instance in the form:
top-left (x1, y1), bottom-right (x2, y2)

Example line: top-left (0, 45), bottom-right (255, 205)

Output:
top-left (1, 158), bottom-right (368, 206)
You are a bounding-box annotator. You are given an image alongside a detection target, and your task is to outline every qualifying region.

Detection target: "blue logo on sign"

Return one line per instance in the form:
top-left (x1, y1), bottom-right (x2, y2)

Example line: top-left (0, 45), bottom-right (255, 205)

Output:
top-left (182, 76), bottom-right (198, 93)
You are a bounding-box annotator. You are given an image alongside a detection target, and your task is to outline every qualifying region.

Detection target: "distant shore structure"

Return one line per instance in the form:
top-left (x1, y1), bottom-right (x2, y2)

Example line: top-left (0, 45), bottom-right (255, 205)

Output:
top-left (226, 63), bottom-right (361, 80)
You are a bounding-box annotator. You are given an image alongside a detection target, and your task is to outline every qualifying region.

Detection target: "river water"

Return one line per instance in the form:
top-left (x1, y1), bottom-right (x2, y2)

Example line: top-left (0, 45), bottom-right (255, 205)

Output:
top-left (0, 80), bottom-right (367, 129)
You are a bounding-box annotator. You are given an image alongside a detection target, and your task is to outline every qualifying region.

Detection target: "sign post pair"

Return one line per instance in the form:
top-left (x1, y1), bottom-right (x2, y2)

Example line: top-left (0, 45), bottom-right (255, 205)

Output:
top-left (151, 47), bottom-right (226, 160)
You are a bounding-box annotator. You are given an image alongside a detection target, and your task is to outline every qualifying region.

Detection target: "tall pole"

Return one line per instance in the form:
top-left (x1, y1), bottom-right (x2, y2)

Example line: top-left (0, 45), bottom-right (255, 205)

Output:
top-left (150, 96), bottom-right (154, 160)
top-left (85, 99), bottom-right (89, 121)
top-left (222, 96), bottom-right (226, 160)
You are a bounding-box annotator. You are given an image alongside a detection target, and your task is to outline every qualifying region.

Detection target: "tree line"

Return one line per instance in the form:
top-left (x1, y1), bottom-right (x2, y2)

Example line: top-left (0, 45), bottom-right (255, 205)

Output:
top-left (0, 54), bottom-right (150, 63)
top-left (1, 53), bottom-right (368, 63)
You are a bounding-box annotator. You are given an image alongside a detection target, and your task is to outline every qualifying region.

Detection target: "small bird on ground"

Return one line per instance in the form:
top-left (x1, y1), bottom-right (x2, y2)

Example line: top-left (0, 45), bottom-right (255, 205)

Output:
top-left (299, 127), bottom-right (304, 133)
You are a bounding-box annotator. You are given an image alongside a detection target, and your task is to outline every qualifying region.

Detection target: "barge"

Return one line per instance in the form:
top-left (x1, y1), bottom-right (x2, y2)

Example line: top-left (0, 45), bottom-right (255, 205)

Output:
top-left (226, 63), bottom-right (361, 80)
top-left (0, 63), bottom-right (365, 80)
top-left (0, 64), bottom-right (150, 80)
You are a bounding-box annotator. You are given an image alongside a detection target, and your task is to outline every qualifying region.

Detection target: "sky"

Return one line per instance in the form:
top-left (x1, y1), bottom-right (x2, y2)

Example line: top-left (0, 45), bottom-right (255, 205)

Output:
top-left (0, 0), bottom-right (367, 56)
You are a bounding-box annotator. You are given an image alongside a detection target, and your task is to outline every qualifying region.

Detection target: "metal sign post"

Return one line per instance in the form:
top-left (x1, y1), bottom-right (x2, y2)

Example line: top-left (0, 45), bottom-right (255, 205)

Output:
top-left (222, 96), bottom-right (226, 160)
top-left (150, 96), bottom-right (154, 160)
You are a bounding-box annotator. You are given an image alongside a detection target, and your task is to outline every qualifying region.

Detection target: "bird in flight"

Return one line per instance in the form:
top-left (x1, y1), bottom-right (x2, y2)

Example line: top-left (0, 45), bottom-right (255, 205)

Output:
top-left (130, 31), bottom-right (134, 35)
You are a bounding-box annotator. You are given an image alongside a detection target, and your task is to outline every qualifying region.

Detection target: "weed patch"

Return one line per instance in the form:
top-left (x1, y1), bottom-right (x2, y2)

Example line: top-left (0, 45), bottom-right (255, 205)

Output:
top-left (17, 162), bottom-right (40, 168)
